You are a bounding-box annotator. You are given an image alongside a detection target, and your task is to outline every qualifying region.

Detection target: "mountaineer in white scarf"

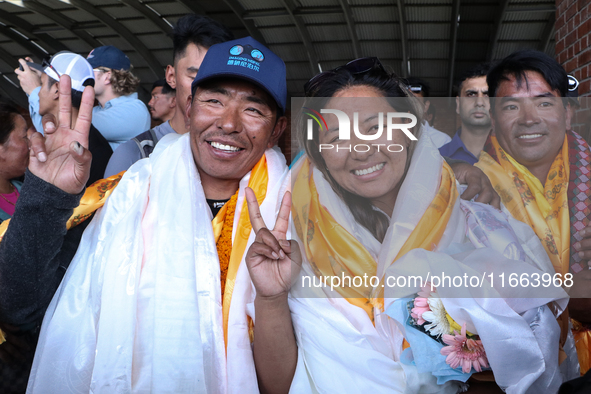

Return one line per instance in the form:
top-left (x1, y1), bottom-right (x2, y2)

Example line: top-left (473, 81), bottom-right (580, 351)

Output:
top-left (14, 37), bottom-right (301, 393)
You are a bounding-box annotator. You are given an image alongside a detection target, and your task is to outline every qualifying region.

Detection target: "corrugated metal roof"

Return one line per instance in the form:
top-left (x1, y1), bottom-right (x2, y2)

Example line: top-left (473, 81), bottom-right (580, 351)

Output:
top-left (0, 0), bottom-right (561, 102)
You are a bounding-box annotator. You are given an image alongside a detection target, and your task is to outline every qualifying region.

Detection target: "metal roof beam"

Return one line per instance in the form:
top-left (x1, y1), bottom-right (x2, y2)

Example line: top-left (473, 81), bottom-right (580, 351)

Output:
top-left (118, 0), bottom-right (173, 37)
top-left (222, 0), bottom-right (267, 44)
top-left (0, 24), bottom-right (47, 60)
top-left (447, 0), bottom-right (460, 96)
top-left (338, 0), bottom-right (360, 58)
top-left (278, 0), bottom-right (320, 76)
top-left (395, 0), bottom-right (409, 77)
top-left (24, 0), bottom-right (102, 49)
top-left (67, 0), bottom-right (164, 79)
top-left (0, 74), bottom-right (27, 108)
top-left (506, 5), bottom-right (555, 13)
top-left (539, 12), bottom-right (555, 53)
top-left (0, 10), bottom-right (68, 54)
top-left (487, 0), bottom-right (510, 62)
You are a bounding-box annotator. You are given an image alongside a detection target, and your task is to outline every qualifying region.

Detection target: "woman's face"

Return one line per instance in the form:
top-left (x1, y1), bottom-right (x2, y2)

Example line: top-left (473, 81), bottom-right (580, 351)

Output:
top-left (319, 85), bottom-right (409, 215)
top-left (0, 114), bottom-right (30, 179)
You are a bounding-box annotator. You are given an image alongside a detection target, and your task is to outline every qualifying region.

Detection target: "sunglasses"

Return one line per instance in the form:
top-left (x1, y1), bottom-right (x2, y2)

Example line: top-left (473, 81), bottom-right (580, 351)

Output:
top-left (42, 58), bottom-right (61, 81)
top-left (304, 57), bottom-right (387, 96)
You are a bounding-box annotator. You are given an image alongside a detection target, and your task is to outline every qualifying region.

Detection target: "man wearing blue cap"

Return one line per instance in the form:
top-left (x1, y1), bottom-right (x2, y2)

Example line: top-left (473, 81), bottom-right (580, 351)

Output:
top-left (16, 45), bottom-right (150, 150)
top-left (0, 36), bottom-right (296, 393)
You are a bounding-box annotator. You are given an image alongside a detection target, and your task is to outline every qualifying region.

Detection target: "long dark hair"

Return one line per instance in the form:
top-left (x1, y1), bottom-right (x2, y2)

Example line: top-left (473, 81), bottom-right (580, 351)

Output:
top-left (0, 102), bottom-right (21, 145)
top-left (299, 64), bottom-right (422, 242)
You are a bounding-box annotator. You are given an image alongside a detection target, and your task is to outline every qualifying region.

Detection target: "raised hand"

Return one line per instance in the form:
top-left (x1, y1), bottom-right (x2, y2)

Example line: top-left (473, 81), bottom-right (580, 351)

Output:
top-left (28, 75), bottom-right (93, 195)
top-left (245, 187), bottom-right (301, 299)
top-left (14, 57), bottom-right (41, 95)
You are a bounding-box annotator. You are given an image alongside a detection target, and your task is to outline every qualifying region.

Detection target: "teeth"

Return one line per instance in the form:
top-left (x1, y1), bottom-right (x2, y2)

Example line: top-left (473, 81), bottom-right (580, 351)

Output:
top-left (354, 163), bottom-right (385, 176)
top-left (518, 134), bottom-right (543, 139)
top-left (210, 141), bottom-right (240, 151)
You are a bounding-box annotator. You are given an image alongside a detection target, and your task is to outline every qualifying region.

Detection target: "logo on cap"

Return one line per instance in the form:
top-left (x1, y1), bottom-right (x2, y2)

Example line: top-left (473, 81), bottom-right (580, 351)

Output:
top-left (251, 49), bottom-right (264, 62)
top-left (229, 45), bottom-right (243, 56)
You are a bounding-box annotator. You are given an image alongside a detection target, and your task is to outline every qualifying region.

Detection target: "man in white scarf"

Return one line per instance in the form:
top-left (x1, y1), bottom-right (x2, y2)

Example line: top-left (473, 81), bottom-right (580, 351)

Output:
top-left (22, 37), bottom-right (296, 393)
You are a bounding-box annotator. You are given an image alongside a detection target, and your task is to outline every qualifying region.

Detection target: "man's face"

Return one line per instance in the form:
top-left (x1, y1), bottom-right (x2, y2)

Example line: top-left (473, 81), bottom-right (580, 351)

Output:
top-left (92, 67), bottom-right (110, 97)
top-left (492, 71), bottom-right (570, 171)
top-left (38, 73), bottom-right (57, 116)
top-left (456, 76), bottom-right (490, 129)
top-left (148, 86), bottom-right (175, 121)
top-left (187, 79), bottom-right (285, 187)
top-left (167, 43), bottom-right (208, 108)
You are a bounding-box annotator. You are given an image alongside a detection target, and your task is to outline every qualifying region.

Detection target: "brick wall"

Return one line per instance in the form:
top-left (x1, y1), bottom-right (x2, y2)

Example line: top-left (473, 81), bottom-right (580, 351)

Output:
top-left (556, 0), bottom-right (591, 140)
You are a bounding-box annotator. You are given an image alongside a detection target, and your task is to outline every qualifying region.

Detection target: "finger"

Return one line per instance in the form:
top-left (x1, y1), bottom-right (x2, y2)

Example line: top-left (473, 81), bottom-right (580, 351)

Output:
top-left (58, 74), bottom-right (72, 131)
top-left (489, 187), bottom-right (501, 210)
top-left (72, 85), bottom-right (94, 148)
top-left (256, 227), bottom-right (283, 256)
top-left (29, 131), bottom-right (47, 163)
top-left (249, 242), bottom-right (282, 261)
top-left (272, 191), bottom-right (291, 239)
top-left (69, 141), bottom-right (92, 185)
top-left (41, 113), bottom-right (57, 135)
top-left (574, 238), bottom-right (591, 251)
top-left (579, 226), bottom-right (591, 239)
top-left (246, 187), bottom-right (267, 233)
top-left (460, 178), bottom-right (479, 201)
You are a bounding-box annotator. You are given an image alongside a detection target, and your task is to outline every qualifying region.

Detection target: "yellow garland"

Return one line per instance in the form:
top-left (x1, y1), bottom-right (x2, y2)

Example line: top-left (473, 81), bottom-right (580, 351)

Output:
top-left (215, 191), bottom-right (239, 298)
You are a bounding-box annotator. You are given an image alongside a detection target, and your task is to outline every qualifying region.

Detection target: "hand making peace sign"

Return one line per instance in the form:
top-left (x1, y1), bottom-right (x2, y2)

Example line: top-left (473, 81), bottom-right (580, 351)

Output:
top-left (245, 187), bottom-right (302, 299)
top-left (28, 74), bottom-right (94, 195)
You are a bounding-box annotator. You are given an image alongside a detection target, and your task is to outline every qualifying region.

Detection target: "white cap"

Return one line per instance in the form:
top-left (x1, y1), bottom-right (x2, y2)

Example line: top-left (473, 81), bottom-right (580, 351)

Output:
top-left (42, 51), bottom-right (95, 92)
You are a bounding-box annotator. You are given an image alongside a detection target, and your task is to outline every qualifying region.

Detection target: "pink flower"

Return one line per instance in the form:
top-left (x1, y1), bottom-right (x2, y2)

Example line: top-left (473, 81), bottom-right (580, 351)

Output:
top-left (440, 323), bottom-right (489, 374)
top-left (411, 283), bottom-right (434, 325)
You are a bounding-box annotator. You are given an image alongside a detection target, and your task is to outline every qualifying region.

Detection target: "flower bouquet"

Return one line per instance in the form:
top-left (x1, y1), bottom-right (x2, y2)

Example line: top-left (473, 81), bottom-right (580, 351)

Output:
top-left (387, 282), bottom-right (490, 385)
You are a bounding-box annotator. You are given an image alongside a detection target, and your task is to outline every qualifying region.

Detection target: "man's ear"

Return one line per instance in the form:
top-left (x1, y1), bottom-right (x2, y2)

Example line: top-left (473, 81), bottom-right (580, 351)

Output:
top-left (455, 96), bottom-right (460, 115)
top-left (268, 116), bottom-right (288, 148)
top-left (185, 95), bottom-right (192, 130)
top-left (169, 96), bottom-right (176, 108)
top-left (102, 71), bottom-right (112, 86)
top-left (52, 81), bottom-right (60, 101)
top-left (165, 65), bottom-right (176, 89)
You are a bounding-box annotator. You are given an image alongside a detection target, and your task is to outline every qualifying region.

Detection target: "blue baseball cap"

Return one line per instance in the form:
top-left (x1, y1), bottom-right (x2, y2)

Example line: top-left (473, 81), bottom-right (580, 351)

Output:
top-left (87, 45), bottom-right (131, 71)
top-left (191, 36), bottom-right (287, 114)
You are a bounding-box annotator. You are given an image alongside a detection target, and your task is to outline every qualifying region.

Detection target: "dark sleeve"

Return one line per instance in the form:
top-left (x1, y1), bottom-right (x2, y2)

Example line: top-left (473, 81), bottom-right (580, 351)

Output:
top-left (443, 156), bottom-right (470, 166)
top-left (88, 126), bottom-right (113, 186)
top-left (0, 170), bottom-right (90, 329)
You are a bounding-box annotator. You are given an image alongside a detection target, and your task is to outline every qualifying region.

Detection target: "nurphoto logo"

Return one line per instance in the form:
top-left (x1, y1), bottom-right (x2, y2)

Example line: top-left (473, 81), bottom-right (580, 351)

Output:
top-left (303, 107), bottom-right (417, 153)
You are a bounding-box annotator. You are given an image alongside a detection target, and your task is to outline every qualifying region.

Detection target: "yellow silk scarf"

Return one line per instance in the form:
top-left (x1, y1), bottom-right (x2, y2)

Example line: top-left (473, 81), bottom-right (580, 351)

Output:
top-left (476, 135), bottom-right (591, 374)
top-left (292, 158), bottom-right (457, 322)
top-left (216, 155), bottom-right (268, 347)
top-left (0, 172), bottom-right (124, 242)
top-left (476, 135), bottom-right (570, 277)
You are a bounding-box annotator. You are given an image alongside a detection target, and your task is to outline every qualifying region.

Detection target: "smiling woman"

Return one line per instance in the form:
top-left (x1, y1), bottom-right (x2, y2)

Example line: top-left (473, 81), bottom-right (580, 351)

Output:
top-left (280, 57), bottom-right (575, 393)
top-left (0, 103), bottom-right (29, 223)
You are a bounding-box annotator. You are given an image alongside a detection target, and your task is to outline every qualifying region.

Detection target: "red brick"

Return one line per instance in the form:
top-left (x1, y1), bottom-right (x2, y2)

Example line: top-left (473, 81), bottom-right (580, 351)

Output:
top-left (566, 58), bottom-right (578, 72)
top-left (566, 30), bottom-right (578, 46)
top-left (558, 12), bottom-right (566, 30)
top-left (569, 18), bottom-right (575, 32)
top-left (580, 49), bottom-right (591, 65)
top-left (567, 3), bottom-right (578, 20)
top-left (570, 45), bottom-right (576, 58)
top-left (579, 79), bottom-right (590, 95)
top-left (559, 51), bottom-right (567, 65)
top-left (557, 38), bottom-right (566, 54)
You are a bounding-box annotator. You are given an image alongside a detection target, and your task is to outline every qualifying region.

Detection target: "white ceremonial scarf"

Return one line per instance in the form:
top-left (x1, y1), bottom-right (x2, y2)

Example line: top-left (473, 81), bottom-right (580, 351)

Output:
top-left (27, 133), bottom-right (289, 394)
top-left (288, 133), bottom-right (571, 394)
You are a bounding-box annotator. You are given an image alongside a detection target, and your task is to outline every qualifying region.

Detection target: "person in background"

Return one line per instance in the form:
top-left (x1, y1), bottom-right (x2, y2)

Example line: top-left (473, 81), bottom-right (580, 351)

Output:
top-left (0, 103), bottom-right (29, 223)
top-left (32, 51), bottom-right (112, 186)
top-left (16, 46), bottom-right (150, 151)
top-left (405, 76), bottom-right (452, 148)
top-left (86, 45), bottom-right (151, 150)
top-left (439, 63), bottom-right (491, 165)
top-left (475, 49), bottom-right (589, 377)
top-left (103, 14), bottom-right (234, 177)
top-left (148, 79), bottom-right (176, 124)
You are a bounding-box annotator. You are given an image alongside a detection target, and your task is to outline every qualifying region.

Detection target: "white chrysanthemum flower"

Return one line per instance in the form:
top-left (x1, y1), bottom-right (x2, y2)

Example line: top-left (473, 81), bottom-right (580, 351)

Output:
top-left (421, 297), bottom-right (450, 338)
